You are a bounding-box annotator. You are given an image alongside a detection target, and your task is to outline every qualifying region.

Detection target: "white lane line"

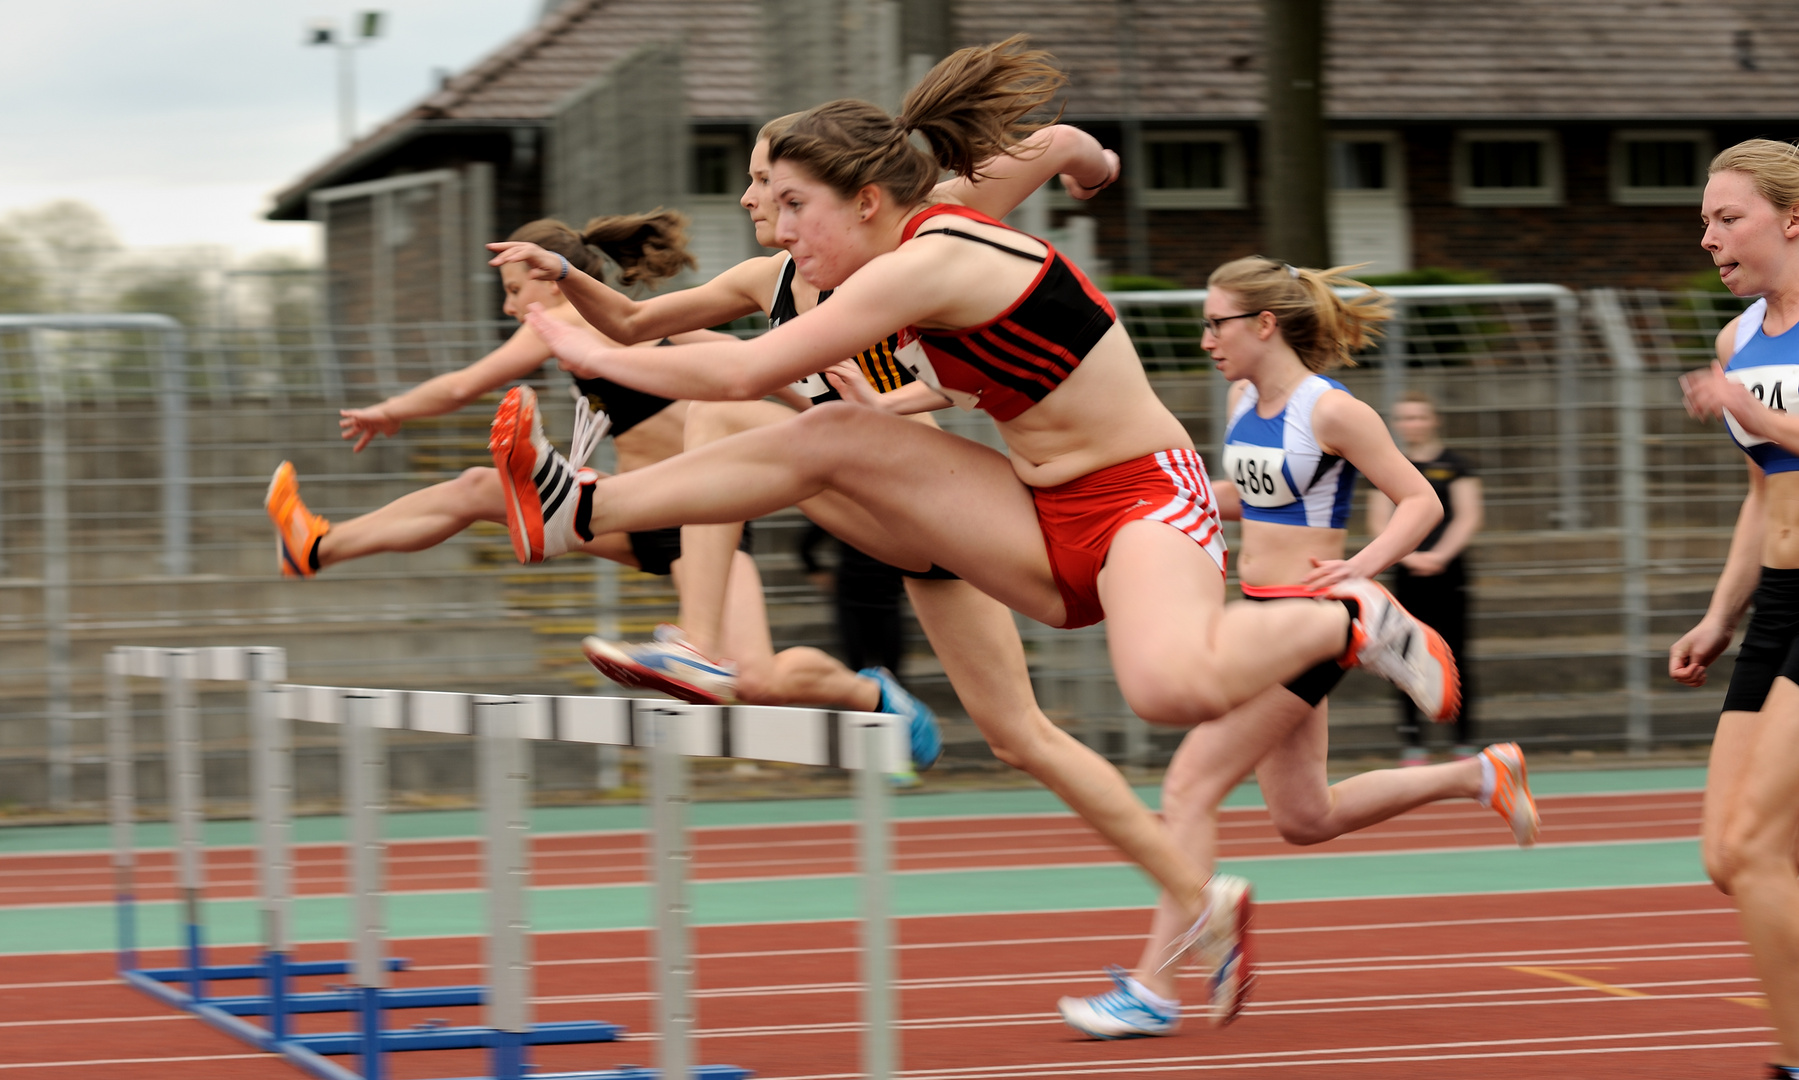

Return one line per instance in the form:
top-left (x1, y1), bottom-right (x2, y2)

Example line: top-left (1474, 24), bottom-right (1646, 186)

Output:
top-left (753, 1026), bottom-right (1771, 1079)
top-left (0, 1053), bottom-right (269, 1071)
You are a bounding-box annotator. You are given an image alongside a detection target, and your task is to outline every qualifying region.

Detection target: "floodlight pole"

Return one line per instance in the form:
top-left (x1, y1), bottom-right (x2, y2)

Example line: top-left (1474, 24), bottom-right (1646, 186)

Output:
top-left (308, 12), bottom-right (384, 146)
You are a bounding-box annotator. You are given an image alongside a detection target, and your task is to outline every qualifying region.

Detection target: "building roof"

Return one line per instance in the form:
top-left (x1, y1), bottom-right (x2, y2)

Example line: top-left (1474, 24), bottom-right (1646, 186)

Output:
top-left (272, 0), bottom-right (1799, 216)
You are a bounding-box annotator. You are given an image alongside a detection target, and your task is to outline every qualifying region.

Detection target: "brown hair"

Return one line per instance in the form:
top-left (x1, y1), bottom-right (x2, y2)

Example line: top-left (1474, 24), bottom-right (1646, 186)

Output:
top-left (1709, 138), bottom-right (1799, 214)
top-left (1394, 389), bottom-right (1438, 411)
top-left (505, 209), bottom-right (696, 286)
top-left (756, 112), bottom-right (803, 146)
top-left (768, 35), bottom-right (1065, 204)
top-left (1207, 256), bottom-right (1391, 372)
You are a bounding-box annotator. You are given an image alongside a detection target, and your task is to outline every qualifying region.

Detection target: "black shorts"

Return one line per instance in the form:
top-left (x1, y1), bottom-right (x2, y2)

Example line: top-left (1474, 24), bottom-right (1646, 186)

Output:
top-left (1244, 587), bottom-right (1347, 707)
top-left (626, 521), bottom-right (755, 578)
top-left (1722, 566), bottom-right (1799, 712)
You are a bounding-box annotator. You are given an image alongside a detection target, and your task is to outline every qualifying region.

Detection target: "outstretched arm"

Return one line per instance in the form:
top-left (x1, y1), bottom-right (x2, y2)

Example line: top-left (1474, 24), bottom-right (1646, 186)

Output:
top-left (337, 322), bottom-right (553, 451)
top-left (485, 243), bottom-right (774, 344)
top-left (938, 124), bottom-right (1118, 222)
top-left (527, 246), bottom-right (945, 402)
top-left (1304, 391), bottom-right (1441, 589)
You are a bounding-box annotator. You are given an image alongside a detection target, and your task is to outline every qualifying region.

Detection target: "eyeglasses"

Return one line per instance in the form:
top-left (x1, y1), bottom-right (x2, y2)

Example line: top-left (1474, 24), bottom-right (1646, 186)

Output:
top-left (1202, 311), bottom-right (1263, 334)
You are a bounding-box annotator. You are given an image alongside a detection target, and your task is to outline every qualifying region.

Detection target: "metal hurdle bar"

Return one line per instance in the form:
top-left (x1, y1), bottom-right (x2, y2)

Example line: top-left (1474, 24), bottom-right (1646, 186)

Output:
top-left (107, 645), bottom-right (906, 1080)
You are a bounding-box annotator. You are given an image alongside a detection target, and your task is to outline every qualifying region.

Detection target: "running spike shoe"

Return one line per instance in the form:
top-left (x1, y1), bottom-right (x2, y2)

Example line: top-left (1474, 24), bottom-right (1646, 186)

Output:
top-left (1200, 873), bottom-right (1256, 1026)
top-left (490, 385), bottom-right (597, 563)
top-left (859, 667), bottom-right (943, 776)
top-left (1481, 741), bottom-right (1540, 847)
top-left (1056, 966), bottom-right (1180, 1039)
top-left (582, 624), bottom-right (738, 705)
top-left (265, 461), bottom-right (330, 579)
top-left (1328, 577), bottom-right (1461, 723)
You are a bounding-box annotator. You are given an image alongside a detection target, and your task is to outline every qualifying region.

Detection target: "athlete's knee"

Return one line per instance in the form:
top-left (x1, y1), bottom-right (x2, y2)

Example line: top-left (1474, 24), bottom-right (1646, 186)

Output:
top-left (1267, 806), bottom-right (1336, 847)
top-left (1119, 676), bottom-right (1230, 728)
top-left (978, 708), bottom-right (1058, 773)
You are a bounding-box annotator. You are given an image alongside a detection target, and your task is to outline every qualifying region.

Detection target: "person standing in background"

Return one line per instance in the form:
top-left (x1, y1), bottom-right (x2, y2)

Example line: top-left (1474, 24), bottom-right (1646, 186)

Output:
top-left (1368, 391), bottom-right (1484, 762)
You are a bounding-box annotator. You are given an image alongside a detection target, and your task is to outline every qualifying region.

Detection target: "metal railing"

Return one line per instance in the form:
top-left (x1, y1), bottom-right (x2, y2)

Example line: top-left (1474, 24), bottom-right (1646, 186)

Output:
top-left (0, 286), bottom-right (1754, 807)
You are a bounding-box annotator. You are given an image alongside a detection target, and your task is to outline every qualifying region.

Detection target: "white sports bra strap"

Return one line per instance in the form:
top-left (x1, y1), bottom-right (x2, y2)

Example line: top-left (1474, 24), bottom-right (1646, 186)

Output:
top-left (1735, 297), bottom-right (1768, 357)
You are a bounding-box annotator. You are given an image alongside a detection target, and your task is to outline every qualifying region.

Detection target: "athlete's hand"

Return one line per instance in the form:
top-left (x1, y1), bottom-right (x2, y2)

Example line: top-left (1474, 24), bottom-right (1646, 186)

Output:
top-left (823, 360), bottom-right (883, 408)
top-left (486, 241), bottom-right (564, 281)
top-left (1399, 549), bottom-right (1450, 576)
top-left (526, 304), bottom-right (609, 377)
top-left (1301, 557), bottom-right (1363, 591)
top-left (338, 404), bottom-right (401, 452)
top-left (1669, 619), bottom-right (1732, 687)
top-left (1061, 149), bottom-right (1120, 201)
top-left (1680, 362), bottom-right (1754, 423)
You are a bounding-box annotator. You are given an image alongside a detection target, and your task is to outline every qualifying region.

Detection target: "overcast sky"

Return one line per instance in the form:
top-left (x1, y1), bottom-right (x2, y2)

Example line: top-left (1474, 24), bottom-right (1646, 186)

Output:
top-left (0, 0), bottom-right (540, 259)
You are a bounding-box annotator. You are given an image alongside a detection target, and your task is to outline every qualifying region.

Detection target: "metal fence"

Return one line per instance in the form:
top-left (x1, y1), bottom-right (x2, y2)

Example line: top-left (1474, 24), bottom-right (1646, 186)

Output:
top-left (0, 285), bottom-right (1754, 808)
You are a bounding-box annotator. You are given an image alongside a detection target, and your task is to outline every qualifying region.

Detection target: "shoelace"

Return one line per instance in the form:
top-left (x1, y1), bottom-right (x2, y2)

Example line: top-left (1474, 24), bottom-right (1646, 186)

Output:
top-left (1091, 968), bottom-right (1165, 1021)
top-left (566, 386), bottom-right (612, 470)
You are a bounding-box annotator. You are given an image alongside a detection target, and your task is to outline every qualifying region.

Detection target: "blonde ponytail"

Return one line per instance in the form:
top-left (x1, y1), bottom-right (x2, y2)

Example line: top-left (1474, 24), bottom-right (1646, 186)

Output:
top-left (1207, 256), bottom-right (1390, 372)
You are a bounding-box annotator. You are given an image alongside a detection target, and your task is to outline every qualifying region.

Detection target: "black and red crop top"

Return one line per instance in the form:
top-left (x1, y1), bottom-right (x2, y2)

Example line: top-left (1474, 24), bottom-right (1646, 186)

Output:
top-left (898, 203), bottom-right (1117, 422)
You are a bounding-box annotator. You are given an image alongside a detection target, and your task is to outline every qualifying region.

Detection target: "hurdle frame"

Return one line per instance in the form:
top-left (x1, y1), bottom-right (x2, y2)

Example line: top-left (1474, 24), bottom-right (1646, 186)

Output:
top-left (107, 645), bottom-right (905, 1080)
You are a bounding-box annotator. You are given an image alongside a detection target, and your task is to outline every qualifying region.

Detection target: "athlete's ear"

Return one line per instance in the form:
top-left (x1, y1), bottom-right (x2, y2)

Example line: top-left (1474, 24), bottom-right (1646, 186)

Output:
top-left (1784, 203), bottom-right (1799, 240)
top-left (1256, 310), bottom-right (1279, 340)
top-left (856, 183), bottom-right (883, 222)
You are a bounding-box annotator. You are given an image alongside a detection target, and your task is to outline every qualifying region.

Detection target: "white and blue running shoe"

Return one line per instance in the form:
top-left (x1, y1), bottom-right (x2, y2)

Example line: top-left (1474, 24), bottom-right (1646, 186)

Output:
top-left (859, 667), bottom-right (942, 776)
top-left (582, 625), bottom-right (737, 705)
top-left (1056, 966), bottom-right (1180, 1039)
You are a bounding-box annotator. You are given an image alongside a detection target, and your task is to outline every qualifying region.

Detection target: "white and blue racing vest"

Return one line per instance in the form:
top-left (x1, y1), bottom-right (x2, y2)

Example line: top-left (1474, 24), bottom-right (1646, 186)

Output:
top-left (1724, 297), bottom-right (1799, 475)
top-left (1223, 374), bottom-right (1358, 528)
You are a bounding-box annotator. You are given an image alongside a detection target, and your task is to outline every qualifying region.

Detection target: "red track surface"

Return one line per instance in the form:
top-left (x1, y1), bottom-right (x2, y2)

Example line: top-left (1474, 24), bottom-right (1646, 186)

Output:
top-left (0, 790), bottom-right (1703, 907)
top-left (0, 884), bottom-right (1769, 1078)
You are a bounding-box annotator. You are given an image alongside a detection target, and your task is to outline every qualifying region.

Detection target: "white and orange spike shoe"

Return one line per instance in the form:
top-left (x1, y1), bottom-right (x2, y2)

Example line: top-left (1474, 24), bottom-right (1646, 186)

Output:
top-left (1480, 742), bottom-right (1541, 847)
top-left (489, 386), bottom-right (607, 563)
top-left (265, 462), bottom-right (330, 578)
top-left (1328, 577), bottom-right (1462, 723)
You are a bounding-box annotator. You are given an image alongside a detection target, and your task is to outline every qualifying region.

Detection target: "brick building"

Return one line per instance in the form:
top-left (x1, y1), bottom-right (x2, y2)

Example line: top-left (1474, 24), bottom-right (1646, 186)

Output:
top-left (269, 0), bottom-right (1799, 324)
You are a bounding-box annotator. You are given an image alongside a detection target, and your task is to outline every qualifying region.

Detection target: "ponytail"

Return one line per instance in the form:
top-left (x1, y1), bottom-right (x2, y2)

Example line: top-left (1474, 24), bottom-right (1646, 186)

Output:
top-left (1207, 257), bottom-right (1390, 372)
top-left (578, 208), bottom-right (696, 286)
top-left (505, 209), bottom-right (696, 287)
top-left (769, 35), bottom-right (1065, 204)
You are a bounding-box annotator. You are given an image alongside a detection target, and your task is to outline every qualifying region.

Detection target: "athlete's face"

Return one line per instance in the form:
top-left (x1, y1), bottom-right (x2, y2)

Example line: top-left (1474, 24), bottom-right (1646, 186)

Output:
top-left (500, 261), bottom-right (562, 321)
top-left (1201, 288), bottom-right (1278, 379)
top-left (769, 161), bottom-right (882, 290)
top-left (1702, 170), bottom-right (1799, 297)
top-left (741, 139), bottom-right (780, 249)
top-left (1391, 401), bottom-right (1438, 450)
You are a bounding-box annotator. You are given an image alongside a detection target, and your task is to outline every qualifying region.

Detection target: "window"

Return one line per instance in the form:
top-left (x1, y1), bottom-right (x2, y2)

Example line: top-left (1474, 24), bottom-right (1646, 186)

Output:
top-left (1332, 140), bottom-right (1389, 191)
top-left (1454, 130), bottom-right (1561, 206)
top-left (691, 136), bottom-right (743, 196)
top-left (1141, 131), bottom-right (1245, 209)
top-left (1612, 130), bottom-right (1711, 205)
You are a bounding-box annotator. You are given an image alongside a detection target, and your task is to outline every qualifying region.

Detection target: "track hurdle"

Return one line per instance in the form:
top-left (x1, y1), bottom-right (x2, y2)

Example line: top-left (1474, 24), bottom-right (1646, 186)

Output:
top-left (107, 645), bottom-right (907, 1079)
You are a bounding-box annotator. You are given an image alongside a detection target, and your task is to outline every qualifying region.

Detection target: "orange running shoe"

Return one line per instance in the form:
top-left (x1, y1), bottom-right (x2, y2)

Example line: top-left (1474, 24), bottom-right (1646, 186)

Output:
top-left (490, 385), bottom-right (606, 564)
top-left (1480, 742), bottom-right (1540, 847)
top-left (265, 462), bottom-right (329, 578)
top-left (1328, 577), bottom-right (1462, 723)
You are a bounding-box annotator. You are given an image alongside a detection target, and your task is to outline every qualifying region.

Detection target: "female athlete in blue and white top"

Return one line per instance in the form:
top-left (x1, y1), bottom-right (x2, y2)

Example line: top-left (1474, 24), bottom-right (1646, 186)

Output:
top-left (1672, 138), bottom-right (1799, 1080)
top-left (1057, 256), bottom-right (1535, 1037)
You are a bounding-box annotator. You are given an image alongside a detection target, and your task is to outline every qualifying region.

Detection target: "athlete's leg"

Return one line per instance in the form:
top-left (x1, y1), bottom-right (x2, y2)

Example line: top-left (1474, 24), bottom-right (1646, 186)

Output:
top-left (1097, 520), bottom-right (1354, 724)
top-left (1254, 704), bottom-right (1480, 847)
top-left (710, 548), bottom-right (880, 711)
top-left (317, 466), bottom-right (639, 567)
top-left (676, 399), bottom-right (797, 655)
top-left (1702, 707), bottom-right (1764, 896)
top-left (582, 405), bottom-right (1356, 715)
top-left (1128, 688), bottom-right (1316, 1001)
top-left (1707, 679), bottom-right (1799, 1064)
top-left (905, 575), bottom-right (1208, 920)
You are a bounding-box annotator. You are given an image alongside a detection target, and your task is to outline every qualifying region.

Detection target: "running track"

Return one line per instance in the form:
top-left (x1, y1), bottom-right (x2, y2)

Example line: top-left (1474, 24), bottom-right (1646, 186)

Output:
top-left (0, 768), bottom-right (1771, 1077)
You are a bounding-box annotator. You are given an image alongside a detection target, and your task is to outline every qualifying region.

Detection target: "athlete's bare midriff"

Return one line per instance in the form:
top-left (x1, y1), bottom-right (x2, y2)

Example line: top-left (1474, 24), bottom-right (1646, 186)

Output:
top-left (994, 324), bottom-right (1194, 487)
top-left (1762, 471), bottom-right (1799, 568)
top-left (614, 403), bottom-right (688, 473)
top-left (1235, 519), bottom-right (1348, 590)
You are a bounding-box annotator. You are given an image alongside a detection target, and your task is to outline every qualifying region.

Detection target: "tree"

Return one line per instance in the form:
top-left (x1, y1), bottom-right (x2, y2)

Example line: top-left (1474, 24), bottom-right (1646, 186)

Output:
top-left (0, 225), bottom-right (45, 313)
